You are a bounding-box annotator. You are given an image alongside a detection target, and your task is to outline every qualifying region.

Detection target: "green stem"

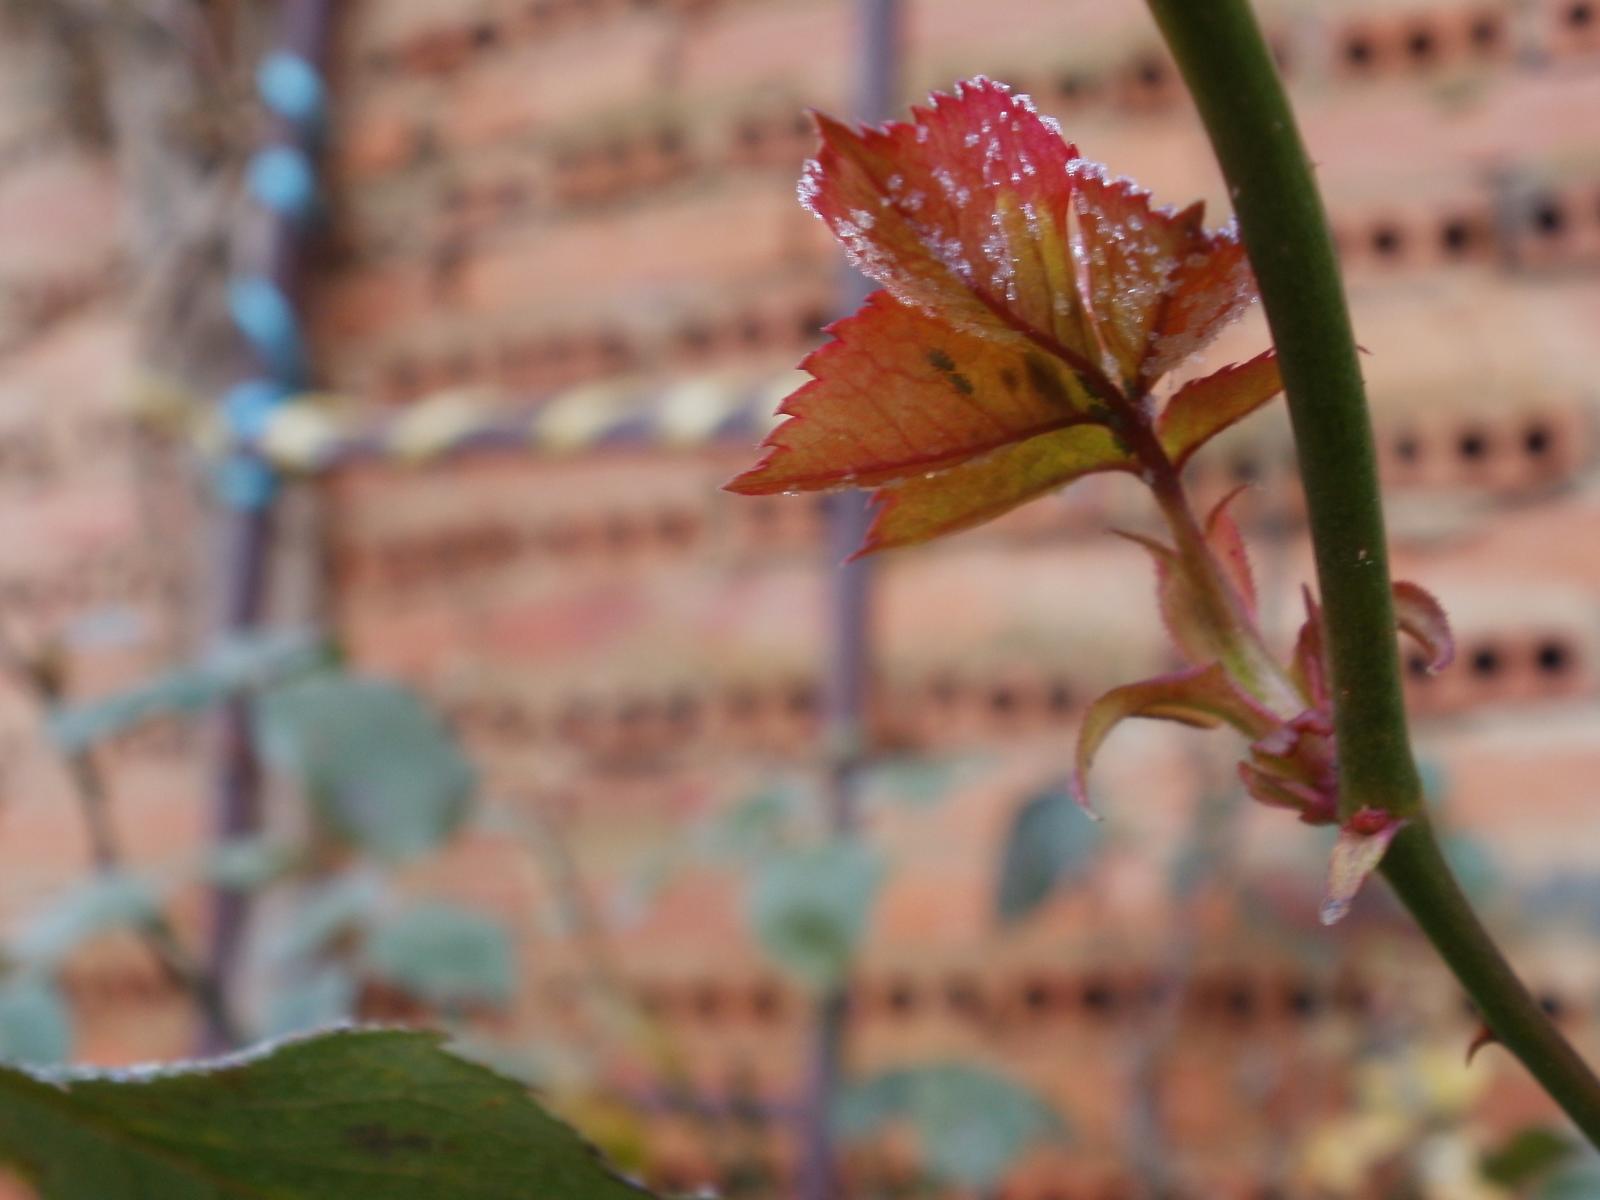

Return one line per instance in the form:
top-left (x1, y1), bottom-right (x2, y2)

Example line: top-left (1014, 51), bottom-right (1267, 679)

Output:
top-left (1147, 0), bottom-right (1600, 1147)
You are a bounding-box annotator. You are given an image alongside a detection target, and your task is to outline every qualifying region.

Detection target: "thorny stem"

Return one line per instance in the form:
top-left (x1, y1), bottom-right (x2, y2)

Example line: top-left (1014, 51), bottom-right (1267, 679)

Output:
top-left (1148, 0), bottom-right (1600, 1147)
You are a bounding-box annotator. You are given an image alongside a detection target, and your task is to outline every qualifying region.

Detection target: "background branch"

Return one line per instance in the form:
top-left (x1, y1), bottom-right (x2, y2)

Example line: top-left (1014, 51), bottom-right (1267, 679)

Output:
top-left (0, 631), bottom-right (241, 1046)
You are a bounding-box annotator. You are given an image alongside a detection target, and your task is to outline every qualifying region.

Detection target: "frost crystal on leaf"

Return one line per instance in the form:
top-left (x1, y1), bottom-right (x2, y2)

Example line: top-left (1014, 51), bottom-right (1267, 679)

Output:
top-left (729, 75), bottom-right (1281, 556)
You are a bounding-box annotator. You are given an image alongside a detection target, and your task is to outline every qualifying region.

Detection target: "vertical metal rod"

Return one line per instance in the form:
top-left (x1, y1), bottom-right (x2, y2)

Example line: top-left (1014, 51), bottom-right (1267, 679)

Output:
top-left (200, 0), bottom-right (332, 1054)
top-left (794, 3), bottom-right (900, 1195)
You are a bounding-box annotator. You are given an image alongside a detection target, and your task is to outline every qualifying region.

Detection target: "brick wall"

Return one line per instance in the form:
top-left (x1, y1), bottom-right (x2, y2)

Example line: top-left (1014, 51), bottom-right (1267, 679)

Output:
top-left (3, 0), bottom-right (1600, 1195)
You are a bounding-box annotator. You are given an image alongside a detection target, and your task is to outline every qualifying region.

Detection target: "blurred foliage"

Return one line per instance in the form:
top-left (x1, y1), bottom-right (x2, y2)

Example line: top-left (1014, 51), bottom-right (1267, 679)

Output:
top-left (748, 840), bottom-right (883, 991)
top-left (47, 629), bottom-right (328, 754)
top-left (835, 1063), bottom-right (1064, 1189)
top-left (994, 782), bottom-right (1101, 923)
top-left (255, 673), bottom-right (476, 861)
top-left (363, 902), bottom-right (515, 1010)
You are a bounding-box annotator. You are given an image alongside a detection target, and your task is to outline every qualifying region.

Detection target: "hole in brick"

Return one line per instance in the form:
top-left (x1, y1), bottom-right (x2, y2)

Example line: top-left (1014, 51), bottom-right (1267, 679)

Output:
top-left (557, 699), bottom-right (598, 738)
top-left (1405, 25), bottom-right (1438, 61)
top-left (1469, 645), bottom-right (1502, 677)
top-left (1283, 983), bottom-right (1320, 1018)
top-left (1228, 455), bottom-right (1261, 483)
top-left (1535, 640), bottom-right (1572, 675)
top-left (944, 975), bottom-right (984, 1014)
top-left (797, 306), bottom-right (828, 339)
top-left (751, 981), bottom-right (784, 1021)
top-left (692, 982), bottom-right (724, 1020)
top-left (605, 514), bottom-right (637, 550)
top-left (1457, 428), bottom-right (1490, 460)
top-left (657, 510), bottom-right (698, 547)
top-left (1371, 224), bottom-right (1404, 257)
top-left (664, 690), bottom-right (699, 729)
top-left (1344, 33), bottom-right (1377, 66)
top-left (886, 978), bottom-right (917, 1015)
top-left (598, 332), bottom-right (631, 366)
top-left (785, 682), bottom-right (818, 717)
top-left (1334, 983), bottom-right (1371, 1013)
top-left (637, 983), bottom-right (671, 1015)
top-left (726, 687), bottom-right (762, 721)
top-left (1223, 980), bottom-right (1258, 1020)
top-left (1056, 70), bottom-right (1090, 99)
top-left (1468, 13), bottom-right (1502, 48)
top-left (1046, 680), bottom-right (1073, 714)
top-left (1021, 977), bottom-right (1053, 1013)
top-left (617, 697), bottom-right (650, 730)
top-left (1134, 55), bottom-right (1167, 89)
top-left (1533, 199), bottom-right (1567, 237)
top-left (1080, 976), bottom-right (1117, 1016)
top-left (679, 323), bottom-right (713, 354)
top-left (1439, 218), bottom-right (1475, 254)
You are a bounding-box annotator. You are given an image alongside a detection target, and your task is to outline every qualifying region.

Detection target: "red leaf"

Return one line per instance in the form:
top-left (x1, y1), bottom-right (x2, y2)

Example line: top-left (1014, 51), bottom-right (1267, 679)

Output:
top-left (730, 77), bottom-right (1281, 555)
top-left (1322, 808), bottom-right (1407, 925)
top-left (1289, 586), bottom-right (1328, 707)
top-left (1244, 710), bottom-right (1339, 825)
top-left (800, 78), bottom-right (1100, 371)
top-left (1073, 662), bottom-right (1279, 813)
top-left (858, 425), bottom-right (1132, 554)
top-left (1156, 350), bottom-right (1283, 468)
top-left (727, 291), bottom-right (1100, 496)
top-left (1393, 580), bottom-right (1454, 674)
top-left (1239, 760), bottom-right (1332, 820)
top-left (1071, 168), bottom-right (1258, 391)
top-left (1115, 487), bottom-right (1255, 666)
top-left (1202, 485), bottom-right (1257, 619)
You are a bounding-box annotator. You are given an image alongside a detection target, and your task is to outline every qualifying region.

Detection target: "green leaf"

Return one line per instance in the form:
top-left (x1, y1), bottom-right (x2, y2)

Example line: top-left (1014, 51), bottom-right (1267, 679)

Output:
top-left (697, 785), bottom-right (802, 862)
top-left (1536, 1158), bottom-right (1600, 1200)
top-left (1074, 662), bottom-right (1277, 814)
top-left (203, 836), bottom-right (296, 891)
top-left (864, 756), bottom-right (976, 807)
top-left (0, 977), bottom-right (71, 1066)
top-left (261, 871), bottom-right (386, 966)
top-left (1481, 1125), bottom-right (1578, 1188)
top-left (748, 841), bottom-right (883, 990)
top-left (834, 1063), bottom-right (1064, 1188)
top-left (995, 785), bottom-right (1100, 923)
top-left (0, 1028), bottom-right (654, 1199)
top-left (48, 628), bottom-right (328, 754)
top-left (11, 874), bottom-right (160, 969)
top-left (256, 675), bottom-right (476, 860)
top-left (1155, 350), bottom-right (1282, 468)
top-left (364, 903), bottom-right (515, 1009)
top-left (261, 965), bottom-right (356, 1039)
